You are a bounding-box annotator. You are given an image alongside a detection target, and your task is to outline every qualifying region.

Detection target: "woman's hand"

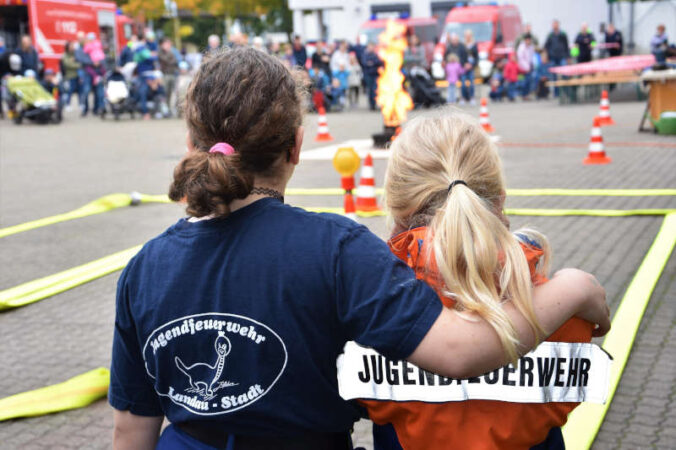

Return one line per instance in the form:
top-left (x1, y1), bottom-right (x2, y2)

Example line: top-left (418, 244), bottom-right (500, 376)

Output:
top-left (552, 268), bottom-right (610, 337)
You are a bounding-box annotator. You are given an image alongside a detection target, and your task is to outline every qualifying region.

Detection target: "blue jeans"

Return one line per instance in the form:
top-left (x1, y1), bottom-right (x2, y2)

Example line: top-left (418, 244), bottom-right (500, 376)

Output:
top-left (93, 81), bottom-right (104, 113)
top-left (519, 72), bottom-right (532, 97)
top-left (461, 72), bottom-right (474, 101)
top-left (137, 75), bottom-right (152, 114)
top-left (506, 81), bottom-right (517, 100)
top-left (78, 69), bottom-right (92, 114)
top-left (63, 77), bottom-right (79, 107)
top-left (446, 84), bottom-right (457, 103)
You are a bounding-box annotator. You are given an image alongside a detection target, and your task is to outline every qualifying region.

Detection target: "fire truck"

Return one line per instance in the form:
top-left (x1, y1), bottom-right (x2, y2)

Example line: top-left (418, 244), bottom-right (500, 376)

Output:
top-left (0, 0), bottom-right (136, 73)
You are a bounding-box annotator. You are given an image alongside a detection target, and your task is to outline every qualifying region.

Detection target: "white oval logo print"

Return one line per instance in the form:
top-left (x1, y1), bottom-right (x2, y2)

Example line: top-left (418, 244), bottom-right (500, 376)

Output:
top-left (143, 313), bottom-right (287, 415)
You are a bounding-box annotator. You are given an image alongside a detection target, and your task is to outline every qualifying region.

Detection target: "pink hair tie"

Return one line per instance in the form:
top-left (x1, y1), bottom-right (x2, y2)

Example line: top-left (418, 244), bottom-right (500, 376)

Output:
top-left (209, 143), bottom-right (235, 155)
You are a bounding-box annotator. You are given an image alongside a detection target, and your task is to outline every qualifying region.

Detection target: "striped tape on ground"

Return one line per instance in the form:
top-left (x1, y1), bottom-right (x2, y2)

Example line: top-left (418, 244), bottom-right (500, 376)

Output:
top-left (307, 207), bottom-right (676, 218)
top-left (2, 190), bottom-right (674, 238)
top-left (0, 246), bottom-right (141, 311)
top-left (562, 213), bottom-right (676, 449)
top-left (1, 208), bottom-right (672, 312)
top-left (0, 368), bottom-right (110, 421)
top-left (287, 188), bottom-right (676, 197)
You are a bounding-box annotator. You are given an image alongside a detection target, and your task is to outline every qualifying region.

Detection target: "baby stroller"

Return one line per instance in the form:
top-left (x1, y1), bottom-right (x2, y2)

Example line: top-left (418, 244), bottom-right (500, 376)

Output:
top-left (408, 66), bottom-right (444, 108)
top-left (6, 76), bottom-right (62, 124)
top-left (102, 70), bottom-right (136, 120)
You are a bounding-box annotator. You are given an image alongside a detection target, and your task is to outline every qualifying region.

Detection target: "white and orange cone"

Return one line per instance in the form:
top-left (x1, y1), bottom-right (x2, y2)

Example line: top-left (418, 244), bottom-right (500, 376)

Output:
top-left (479, 98), bottom-right (494, 133)
top-left (595, 90), bottom-right (615, 126)
top-left (583, 118), bottom-right (612, 165)
top-left (344, 192), bottom-right (357, 220)
top-left (355, 154), bottom-right (381, 213)
top-left (314, 107), bottom-right (334, 142)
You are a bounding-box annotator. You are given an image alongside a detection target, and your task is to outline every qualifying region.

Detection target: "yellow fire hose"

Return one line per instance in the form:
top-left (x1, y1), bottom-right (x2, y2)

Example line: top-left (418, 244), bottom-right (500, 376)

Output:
top-left (562, 213), bottom-right (676, 449)
top-left (0, 246), bottom-right (141, 311)
top-left (1, 189), bottom-right (674, 239)
top-left (0, 368), bottom-right (109, 422)
top-left (0, 212), bottom-right (674, 441)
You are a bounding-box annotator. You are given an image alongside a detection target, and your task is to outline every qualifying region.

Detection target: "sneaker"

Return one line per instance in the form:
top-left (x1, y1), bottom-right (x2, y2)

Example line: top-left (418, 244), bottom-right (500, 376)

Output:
top-left (469, 99), bottom-right (476, 106)
top-left (459, 99), bottom-right (466, 105)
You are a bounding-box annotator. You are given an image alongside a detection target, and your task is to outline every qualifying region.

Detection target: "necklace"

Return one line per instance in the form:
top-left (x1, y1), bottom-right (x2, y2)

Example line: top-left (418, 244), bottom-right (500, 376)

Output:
top-left (251, 187), bottom-right (284, 202)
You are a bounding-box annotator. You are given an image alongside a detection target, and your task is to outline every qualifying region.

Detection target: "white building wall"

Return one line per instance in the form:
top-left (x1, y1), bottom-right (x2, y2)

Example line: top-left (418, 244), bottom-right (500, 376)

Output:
top-left (290, 0), bottom-right (676, 54)
top-left (512, 0), bottom-right (676, 55)
top-left (613, 1), bottom-right (676, 54)
top-left (289, 0), bottom-right (435, 42)
top-left (509, 0), bottom-right (607, 47)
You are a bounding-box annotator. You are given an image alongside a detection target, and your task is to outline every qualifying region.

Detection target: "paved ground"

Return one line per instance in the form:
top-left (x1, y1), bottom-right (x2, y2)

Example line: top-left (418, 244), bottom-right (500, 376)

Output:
top-left (0, 96), bottom-right (675, 449)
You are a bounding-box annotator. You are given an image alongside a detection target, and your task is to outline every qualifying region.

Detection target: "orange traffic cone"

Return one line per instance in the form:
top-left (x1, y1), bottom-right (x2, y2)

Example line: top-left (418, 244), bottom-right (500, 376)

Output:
top-left (583, 118), bottom-right (612, 165)
top-left (344, 192), bottom-right (357, 220)
top-left (355, 154), bottom-right (380, 213)
top-left (315, 107), bottom-right (334, 142)
top-left (479, 98), bottom-right (494, 133)
top-left (595, 90), bottom-right (615, 126)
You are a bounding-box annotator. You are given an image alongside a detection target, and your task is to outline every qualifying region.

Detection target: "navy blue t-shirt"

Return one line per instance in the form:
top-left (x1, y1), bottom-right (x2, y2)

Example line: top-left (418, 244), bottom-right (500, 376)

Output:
top-left (109, 198), bottom-right (442, 436)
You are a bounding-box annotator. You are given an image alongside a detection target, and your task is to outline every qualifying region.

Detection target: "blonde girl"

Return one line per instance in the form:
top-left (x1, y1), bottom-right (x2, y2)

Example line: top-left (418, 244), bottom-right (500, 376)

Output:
top-left (360, 111), bottom-right (597, 449)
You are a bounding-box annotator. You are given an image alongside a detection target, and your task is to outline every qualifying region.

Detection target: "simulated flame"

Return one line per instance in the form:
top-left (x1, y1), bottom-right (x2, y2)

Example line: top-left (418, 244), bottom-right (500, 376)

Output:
top-left (376, 20), bottom-right (414, 128)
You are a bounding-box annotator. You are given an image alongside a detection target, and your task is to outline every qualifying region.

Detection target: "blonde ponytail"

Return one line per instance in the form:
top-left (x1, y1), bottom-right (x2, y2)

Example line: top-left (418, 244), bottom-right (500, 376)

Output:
top-left (385, 111), bottom-right (545, 363)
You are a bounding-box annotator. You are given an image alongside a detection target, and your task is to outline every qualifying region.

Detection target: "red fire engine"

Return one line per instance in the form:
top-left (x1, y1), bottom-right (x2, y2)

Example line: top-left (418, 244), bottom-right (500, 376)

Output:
top-left (0, 0), bottom-right (136, 72)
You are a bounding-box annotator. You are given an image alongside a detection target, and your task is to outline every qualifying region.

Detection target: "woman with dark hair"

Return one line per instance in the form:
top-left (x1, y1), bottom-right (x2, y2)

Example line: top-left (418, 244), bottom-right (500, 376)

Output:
top-left (109, 48), bottom-right (609, 449)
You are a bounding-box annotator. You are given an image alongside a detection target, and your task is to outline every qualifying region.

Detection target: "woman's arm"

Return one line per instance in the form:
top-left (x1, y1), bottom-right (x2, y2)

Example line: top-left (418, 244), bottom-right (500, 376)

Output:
top-left (113, 409), bottom-right (163, 450)
top-left (408, 268), bottom-right (609, 379)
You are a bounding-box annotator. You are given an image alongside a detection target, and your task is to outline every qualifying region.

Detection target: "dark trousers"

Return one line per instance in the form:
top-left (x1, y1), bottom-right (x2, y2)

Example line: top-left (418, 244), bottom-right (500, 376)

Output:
top-left (364, 75), bottom-right (377, 110)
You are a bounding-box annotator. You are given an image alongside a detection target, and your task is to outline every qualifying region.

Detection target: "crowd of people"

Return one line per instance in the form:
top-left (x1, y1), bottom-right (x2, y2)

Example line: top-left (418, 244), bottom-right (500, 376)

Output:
top-left (0, 20), bottom-right (672, 121)
top-left (455, 21), bottom-right (671, 104)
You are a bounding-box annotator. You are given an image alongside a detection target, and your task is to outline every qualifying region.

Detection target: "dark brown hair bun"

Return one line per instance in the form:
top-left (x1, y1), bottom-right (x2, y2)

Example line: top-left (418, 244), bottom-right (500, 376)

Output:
top-left (169, 47), bottom-right (303, 217)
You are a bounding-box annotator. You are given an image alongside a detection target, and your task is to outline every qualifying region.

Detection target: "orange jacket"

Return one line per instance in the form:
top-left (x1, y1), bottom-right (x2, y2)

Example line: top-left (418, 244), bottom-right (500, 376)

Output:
top-left (360, 227), bottom-right (593, 450)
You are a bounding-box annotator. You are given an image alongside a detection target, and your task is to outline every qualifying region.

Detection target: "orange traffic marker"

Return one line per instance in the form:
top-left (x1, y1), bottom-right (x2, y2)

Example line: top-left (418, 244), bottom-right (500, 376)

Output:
top-left (583, 118), bottom-right (612, 165)
top-left (479, 98), bottom-right (494, 133)
top-left (355, 154), bottom-right (381, 212)
top-left (314, 107), bottom-right (334, 142)
top-left (344, 192), bottom-right (357, 220)
top-left (595, 90), bottom-right (616, 126)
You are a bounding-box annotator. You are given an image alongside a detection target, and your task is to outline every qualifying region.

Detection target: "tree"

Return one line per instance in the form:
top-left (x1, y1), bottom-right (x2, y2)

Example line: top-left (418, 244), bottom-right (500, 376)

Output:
top-left (118, 0), bottom-right (165, 19)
